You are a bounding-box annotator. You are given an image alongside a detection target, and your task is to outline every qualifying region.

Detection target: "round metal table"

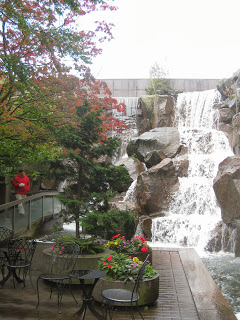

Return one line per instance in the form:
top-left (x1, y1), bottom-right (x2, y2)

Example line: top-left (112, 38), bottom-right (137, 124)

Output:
top-left (69, 269), bottom-right (106, 320)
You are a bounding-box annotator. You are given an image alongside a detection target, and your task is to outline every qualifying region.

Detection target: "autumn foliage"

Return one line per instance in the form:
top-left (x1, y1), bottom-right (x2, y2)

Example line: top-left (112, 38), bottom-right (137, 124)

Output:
top-left (0, 0), bottom-right (127, 175)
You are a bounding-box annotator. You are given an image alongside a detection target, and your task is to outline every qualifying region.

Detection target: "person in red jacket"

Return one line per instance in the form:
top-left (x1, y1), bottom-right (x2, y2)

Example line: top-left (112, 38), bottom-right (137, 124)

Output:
top-left (12, 170), bottom-right (30, 216)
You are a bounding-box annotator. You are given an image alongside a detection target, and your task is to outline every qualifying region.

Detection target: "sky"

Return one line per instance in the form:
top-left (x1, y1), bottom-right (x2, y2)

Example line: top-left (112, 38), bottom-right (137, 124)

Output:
top-left (84, 0), bottom-right (240, 80)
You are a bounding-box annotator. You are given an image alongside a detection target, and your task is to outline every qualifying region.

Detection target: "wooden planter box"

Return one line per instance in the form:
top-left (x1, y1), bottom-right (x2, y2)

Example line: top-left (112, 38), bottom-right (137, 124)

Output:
top-left (93, 273), bottom-right (159, 306)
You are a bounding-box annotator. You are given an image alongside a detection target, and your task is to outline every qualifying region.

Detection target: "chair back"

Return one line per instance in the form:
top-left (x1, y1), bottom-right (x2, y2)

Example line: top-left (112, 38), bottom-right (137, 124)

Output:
top-left (51, 241), bottom-right (80, 274)
top-left (0, 227), bottom-right (12, 248)
top-left (8, 237), bottom-right (37, 264)
top-left (132, 254), bottom-right (150, 300)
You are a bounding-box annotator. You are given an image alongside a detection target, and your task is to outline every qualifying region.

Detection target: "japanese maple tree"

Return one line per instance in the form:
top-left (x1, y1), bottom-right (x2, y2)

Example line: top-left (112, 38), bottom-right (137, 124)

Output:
top-left (0, 0), bottom-right (126, 176)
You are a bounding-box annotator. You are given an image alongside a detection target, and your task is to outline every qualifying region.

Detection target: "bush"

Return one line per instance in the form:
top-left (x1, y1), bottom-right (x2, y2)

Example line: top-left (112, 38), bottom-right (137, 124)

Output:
top-left (80, 209), bottom-right (136, 240)
top-left (56, 235), bottom-right (105, 255)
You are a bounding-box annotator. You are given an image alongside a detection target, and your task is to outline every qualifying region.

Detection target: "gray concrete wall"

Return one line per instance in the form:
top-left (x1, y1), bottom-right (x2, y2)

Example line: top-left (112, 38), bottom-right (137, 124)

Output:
top-left (99, 78), bottom-right (220, 97)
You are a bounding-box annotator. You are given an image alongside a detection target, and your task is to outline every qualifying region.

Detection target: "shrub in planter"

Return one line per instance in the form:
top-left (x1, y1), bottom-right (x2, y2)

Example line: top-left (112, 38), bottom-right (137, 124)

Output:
top-left (56, 235), bottom-right (105, 254)
top-left (97, 252), bottom-right (157, 282)
top-left (80, 209), bottom-right (136, 240)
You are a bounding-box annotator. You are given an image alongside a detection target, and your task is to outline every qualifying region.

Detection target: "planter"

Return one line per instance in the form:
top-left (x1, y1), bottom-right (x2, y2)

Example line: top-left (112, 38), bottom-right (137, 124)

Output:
top-left (93, 273), bottom-right (159, 306)
top-left (42, 248), bottom-right (107, 283)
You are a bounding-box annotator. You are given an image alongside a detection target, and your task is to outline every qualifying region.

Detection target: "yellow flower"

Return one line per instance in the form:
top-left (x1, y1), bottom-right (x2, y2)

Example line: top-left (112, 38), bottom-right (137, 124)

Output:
top-left (132, 257), bottom-right (139, 262)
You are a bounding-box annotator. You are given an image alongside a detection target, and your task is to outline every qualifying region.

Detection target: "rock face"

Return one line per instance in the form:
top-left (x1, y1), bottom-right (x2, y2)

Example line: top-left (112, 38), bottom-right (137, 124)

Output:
top-left (213, 156), bottom-right (240, 224)
top-left (137, 95), bottom-right (176, 134)
top-left (216, 71), bottom-right (240, 153)
top-left (136, 158), bottom-right (179, 216)
top-left (114, 157), bottom-right (146, 181)
top-left (127, 127), bottom-right (180, 163)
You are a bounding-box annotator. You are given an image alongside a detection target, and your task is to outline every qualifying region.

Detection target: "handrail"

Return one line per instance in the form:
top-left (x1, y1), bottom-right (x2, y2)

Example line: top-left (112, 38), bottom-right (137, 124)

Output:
top-left (0, 191), bottom-right (59, 211)
top-left (0, 191), bottom-right (62, 237)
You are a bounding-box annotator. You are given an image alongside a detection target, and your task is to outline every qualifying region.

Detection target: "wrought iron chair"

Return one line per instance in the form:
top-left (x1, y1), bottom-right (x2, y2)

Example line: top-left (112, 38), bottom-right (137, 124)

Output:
top-left (36, 240), bottom-right (80, 314)
top-left (2, 236), bottom-right (37, 290)
top-left (0, 227), bottom-right (12, 282)
top-left (101, 254), bottom-right (150, 320)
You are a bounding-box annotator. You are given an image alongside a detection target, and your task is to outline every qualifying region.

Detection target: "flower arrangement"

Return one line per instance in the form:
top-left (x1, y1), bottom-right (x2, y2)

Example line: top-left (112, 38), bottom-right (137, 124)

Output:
top-left (51, 244), bottom-right (65, 255)
top-left (105, 234), bottom-right (151, 254)
top-left (97, 252), bottom-right (157, 283)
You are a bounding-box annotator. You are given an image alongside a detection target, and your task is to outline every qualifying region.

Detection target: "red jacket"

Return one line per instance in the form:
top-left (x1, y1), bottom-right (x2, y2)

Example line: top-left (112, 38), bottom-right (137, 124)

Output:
top-left (12, 173), bottom-right (30, 195)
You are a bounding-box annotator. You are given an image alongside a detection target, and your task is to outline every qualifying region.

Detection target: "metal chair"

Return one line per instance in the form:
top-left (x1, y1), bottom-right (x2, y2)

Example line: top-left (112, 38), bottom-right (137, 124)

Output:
top-left (2, 236), bottom-right (37, 290)
top-left (0, 227), bottom-right (12, 282)
top-left (36, 240), bottom-right (80, 314)
top-left (101, 254), bottom-right (150, 320)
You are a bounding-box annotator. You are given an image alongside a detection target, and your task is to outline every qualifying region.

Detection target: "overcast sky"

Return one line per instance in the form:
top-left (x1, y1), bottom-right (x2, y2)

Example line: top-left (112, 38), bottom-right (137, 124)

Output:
top-left (85, 0), bottom-right (240, 79)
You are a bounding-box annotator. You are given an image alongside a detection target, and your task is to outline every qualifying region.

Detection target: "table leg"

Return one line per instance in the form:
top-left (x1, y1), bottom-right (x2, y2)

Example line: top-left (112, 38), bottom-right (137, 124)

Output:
top-left (75, 278), bottom-right (104, 320)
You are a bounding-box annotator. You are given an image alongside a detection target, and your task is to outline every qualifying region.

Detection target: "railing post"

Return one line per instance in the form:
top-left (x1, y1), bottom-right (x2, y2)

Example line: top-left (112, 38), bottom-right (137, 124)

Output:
top-left (42, 196), bottom-right (44, 221)
top-left (28, 199), bottom-right (31, 231)
top-left (52, 196), bottom-right (54, 217)
top-left (12, 206), bottom-right (15, 237)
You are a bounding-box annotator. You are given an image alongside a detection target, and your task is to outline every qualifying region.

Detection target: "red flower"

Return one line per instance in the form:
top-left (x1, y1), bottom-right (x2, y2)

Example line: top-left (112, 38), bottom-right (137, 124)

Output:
top-left (108, 264), bottom-right (112, 268)
top-left (103, 262), bottom-right (106, 266)
top-left (141, 247), bottom-right (149, 252)
top-left (112, 234), bottom-right (121, 239)
top-left (140, 237), bottom-right (146, 241)
top-left (107, 255), bottom-right (112, 262)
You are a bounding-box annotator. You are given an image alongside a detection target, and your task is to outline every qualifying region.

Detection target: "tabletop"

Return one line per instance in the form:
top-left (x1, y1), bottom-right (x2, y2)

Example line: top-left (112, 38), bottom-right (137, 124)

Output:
top-left (69, 269), bottom-right (106, 280)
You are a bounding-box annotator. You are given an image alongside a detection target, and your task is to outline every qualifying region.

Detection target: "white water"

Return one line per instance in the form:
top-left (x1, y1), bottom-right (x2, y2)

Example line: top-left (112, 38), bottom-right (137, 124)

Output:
top-left (152, 90), bottom-right (233, 251)
top-left (112, 97), bottom-right (139, 160)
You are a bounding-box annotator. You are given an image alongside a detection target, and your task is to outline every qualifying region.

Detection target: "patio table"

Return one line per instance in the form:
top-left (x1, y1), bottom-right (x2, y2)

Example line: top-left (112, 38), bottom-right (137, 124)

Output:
top-left (69, 269), bottom-right (106, 320)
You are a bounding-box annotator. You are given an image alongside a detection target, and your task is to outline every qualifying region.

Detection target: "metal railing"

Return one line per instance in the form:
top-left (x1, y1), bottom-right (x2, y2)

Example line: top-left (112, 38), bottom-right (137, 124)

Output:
top-left (0, 192), bottom-right (63, 237)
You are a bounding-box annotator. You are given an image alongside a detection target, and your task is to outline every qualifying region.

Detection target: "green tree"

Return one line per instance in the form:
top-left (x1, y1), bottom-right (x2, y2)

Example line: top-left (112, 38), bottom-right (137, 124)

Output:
top-left (145, 62), bottom-right (171, 95)
top-left (49, 100), bottom-right (131, 237)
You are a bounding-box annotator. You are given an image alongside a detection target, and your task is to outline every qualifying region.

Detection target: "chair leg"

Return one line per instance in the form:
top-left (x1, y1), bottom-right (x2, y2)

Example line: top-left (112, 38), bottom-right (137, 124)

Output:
top-left (50, 281), bottom-right (54, 299)
top-left (101, 298), bottom-right (108, 320)
top-left (36, 277), bottom-right (40, 309)
top-left (135, 301), bottom-right (144, 320)
top-left (28, 267), bottom-right (36, 293)
top-left (69, 278), bottom-right (78, 305)
top-left (57, 280), bottom-right (64, 314)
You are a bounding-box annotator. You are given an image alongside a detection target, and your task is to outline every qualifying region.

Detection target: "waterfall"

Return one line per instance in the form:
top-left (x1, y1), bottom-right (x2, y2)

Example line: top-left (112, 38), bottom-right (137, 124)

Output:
top-left (112, 97), bottom-right (139, 160)
top-left (152, 89), bottom-right (233, 251)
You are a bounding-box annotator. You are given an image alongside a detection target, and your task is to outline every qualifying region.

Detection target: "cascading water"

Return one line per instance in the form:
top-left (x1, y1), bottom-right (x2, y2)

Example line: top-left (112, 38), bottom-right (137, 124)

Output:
top-left (152, 89), bottom-right (233, 251)
top-left (112, 97), bottom-right (139, 160)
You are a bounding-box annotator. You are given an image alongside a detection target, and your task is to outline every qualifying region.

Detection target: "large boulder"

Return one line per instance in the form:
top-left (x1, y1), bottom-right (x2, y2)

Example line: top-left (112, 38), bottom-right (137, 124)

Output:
top-left (213, 156), bottom-right (240, 224)
top-left (127, 127), bottom-right (180, 164)
top-left (114, 157), bottom-right (146, 181)
top-left (136, 158), bottom-right (179, 216)
top-left (137, 95), bottom-right (176, 134)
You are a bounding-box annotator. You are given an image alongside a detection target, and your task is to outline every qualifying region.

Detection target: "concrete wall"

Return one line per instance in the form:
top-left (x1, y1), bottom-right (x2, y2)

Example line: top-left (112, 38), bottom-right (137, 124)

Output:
top-left (99, 78), bottom-right (220, 97)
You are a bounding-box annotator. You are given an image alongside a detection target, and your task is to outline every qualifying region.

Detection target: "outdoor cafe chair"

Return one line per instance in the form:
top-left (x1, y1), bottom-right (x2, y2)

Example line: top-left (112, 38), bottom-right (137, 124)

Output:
top-left (36, 240), bottom-right (80, 314)
top-left (0, 227), bottom-right (12, 281)
top-left (1, 236), bottom-right (37, 291)
top-left (101, 254), bottom-right (150, 320)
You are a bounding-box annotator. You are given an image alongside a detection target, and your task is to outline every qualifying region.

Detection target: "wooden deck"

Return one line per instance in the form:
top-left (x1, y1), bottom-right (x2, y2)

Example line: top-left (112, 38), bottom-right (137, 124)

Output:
top-left (0, 247), bottom-right (237, 320)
